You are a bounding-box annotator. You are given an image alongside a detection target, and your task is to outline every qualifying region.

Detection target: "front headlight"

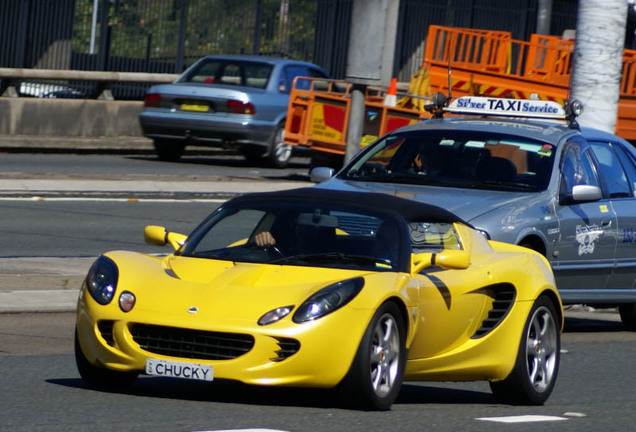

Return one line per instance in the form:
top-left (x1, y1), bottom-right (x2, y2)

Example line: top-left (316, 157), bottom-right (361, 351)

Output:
top-left (292, 277), bottom-right (364, 323)
top-left (85, 255), bottom-right (118, 305)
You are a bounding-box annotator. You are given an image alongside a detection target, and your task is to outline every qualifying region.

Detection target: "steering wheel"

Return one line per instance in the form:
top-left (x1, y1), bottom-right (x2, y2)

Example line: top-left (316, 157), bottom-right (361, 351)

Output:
top-left (264, 244), bottom-right (283, 258)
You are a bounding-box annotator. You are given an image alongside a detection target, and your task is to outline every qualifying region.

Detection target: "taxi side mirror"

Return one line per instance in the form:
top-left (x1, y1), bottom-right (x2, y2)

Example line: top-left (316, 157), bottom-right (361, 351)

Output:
top-left (411, 249), bottom-right (470, 274)
top-left (144, 225), bottom-right (187, 251)
top-left (310, 167), bottom-right (335, 183)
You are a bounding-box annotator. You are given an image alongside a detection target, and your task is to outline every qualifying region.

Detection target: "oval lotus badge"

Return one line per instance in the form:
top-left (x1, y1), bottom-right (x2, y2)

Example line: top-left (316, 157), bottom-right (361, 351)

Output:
top-left (187, 306), bottom-right (199, 314)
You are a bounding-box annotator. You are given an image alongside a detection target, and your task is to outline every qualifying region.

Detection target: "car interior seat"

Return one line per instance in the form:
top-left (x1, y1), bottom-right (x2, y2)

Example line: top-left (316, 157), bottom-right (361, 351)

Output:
top-left (475, 156), bottom-right (517, 182)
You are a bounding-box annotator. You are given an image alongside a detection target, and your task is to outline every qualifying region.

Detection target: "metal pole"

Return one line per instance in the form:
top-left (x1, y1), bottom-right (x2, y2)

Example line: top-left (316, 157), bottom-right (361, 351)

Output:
top-left (176, 0), bottom-right (189, 73)
top-left (536, 0), bottom-right (552, 35)
top-left (345, 85), bottom-right (365, 163)
top-left (253, 0), bottom-right (263, 55)
top-left (90, 0), bottom-right (98, 54)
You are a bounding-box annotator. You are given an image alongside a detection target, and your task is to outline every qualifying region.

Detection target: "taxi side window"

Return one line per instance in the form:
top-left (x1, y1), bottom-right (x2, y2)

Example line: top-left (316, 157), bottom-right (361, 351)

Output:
top-left (611, 144), bottom-right (636, 197)
top-left (588, 141), bottom-right (631, 198)
top-left (560, 141), bottom-right (599, 195)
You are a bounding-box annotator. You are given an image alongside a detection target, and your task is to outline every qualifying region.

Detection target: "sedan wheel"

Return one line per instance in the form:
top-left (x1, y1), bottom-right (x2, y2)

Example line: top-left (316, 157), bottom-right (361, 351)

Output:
top-left (266, 124), bottom-right (292, 168)
top-left (153, 139), bottom-right (186, 162)
top-left (339, 302), bottom-right (406, 410)
top-left (490, 296), bottom-right (560, 405)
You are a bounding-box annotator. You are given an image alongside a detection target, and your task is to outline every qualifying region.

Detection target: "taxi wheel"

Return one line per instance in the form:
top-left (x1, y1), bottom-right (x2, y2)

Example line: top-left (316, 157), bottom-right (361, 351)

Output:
top-left (153, 139), bottom-right (185, 162)
top-left (266, 124), bottom-right (292, 168)
top-left (339, 302), bottom-right (406, 411)
top-left (490, 295), bottom-right (560, 405)
top-left (619, 303), bottom-right (636, 331)
top-left (74, 330), bottom-right (138, 391)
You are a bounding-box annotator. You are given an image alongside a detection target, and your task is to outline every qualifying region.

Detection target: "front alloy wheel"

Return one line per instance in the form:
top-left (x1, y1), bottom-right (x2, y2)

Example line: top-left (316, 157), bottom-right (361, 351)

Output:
top-left (490, 296), bottom-right (560, 405)
top-left (339, 302), bottom-right (406, 410)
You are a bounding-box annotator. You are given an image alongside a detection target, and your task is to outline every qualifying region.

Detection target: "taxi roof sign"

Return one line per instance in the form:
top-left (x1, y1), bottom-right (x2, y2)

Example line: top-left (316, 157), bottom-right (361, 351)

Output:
top-left (445, 96), bottom-right (567, 119)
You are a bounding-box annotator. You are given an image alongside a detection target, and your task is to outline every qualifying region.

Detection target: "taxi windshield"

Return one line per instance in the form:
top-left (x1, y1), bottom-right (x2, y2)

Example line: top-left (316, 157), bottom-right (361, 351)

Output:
top-left (343, 131), bottom-right (555, 192)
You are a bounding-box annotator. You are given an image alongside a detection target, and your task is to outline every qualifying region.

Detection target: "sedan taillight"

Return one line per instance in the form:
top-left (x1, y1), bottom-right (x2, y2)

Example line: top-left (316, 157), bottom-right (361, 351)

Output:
top-left (227, 99), bottom-right (256, 115)
top-left (144, 93), bottom-right (161, 107)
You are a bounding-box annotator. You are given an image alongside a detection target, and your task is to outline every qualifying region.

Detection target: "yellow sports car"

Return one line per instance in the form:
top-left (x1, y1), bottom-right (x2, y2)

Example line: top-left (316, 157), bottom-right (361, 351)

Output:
top-left (75, 188), bottom-right (562, 410)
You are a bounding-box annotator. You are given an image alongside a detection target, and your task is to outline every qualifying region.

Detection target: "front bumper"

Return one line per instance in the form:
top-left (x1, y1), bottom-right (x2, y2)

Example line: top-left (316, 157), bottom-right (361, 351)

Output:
top-left (76, 287), bottom-right (369, 388)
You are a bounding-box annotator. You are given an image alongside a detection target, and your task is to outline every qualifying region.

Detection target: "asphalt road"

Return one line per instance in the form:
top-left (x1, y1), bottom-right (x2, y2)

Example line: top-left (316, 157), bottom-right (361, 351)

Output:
top-left (2, 312), bottom-right (636, 432)
top-left (2, 151), bottom-right (636, 431)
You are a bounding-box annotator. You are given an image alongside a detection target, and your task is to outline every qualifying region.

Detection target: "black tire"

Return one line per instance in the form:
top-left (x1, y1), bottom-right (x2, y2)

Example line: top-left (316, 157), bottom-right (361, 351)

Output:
top-left (266, 124), bottom-right (292, 168)
top-left (153, 139), bottom-right (186, 162)
top-left (338, 302), bottom-right (406, 411)
top-left (619, 303), bottom-right (636, 331)
top-left (74, 329), bottom-right (138, 391)
top-left (489, 295), bottom-right (560, 405)
top-left (240, 146), bottom-right (265, 166)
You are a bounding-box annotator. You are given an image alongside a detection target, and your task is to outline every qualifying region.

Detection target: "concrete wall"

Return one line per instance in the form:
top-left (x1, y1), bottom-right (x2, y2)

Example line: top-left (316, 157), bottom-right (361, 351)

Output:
top-left (0, 98), bottom-right (144, 137)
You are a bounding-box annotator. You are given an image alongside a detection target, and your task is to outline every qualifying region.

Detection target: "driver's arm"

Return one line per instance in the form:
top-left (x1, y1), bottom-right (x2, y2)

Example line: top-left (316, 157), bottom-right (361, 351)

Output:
top-left (254, 231), bottom-right (276, 247)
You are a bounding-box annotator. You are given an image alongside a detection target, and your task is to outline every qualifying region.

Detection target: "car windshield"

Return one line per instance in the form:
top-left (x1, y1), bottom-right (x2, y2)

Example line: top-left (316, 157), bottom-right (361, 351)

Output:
top-left (180, 201), bottom-right (408, 272)
top-left (179, 59), bottom-right (273, 89)
top-left (342, 130), bottom-right (556, 192)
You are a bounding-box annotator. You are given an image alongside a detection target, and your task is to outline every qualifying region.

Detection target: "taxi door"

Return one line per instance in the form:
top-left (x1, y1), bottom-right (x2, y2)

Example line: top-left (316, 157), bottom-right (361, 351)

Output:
top-left (588, 141), bottom-right (636, 291)
top-left (552, 139), bottom-right (617, 295)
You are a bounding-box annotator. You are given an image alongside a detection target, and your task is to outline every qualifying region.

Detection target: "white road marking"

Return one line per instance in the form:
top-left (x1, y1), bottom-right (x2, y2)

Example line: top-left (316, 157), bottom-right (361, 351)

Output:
top-left (476, 415), bottom-right (568, 423)
top-left (193, 429), bottom-right (289, 432)
top-left (0, 197), bottom-right (227, 203)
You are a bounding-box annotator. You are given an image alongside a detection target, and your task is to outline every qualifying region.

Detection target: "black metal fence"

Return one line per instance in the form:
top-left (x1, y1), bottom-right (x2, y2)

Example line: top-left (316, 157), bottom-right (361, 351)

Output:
top-left (1, 0), bottom-right (581, 99)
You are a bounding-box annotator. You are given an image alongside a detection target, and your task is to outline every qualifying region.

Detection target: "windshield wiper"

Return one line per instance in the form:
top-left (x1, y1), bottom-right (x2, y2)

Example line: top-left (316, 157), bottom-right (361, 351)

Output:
top-left (474, 180), bottom-right (537, 191)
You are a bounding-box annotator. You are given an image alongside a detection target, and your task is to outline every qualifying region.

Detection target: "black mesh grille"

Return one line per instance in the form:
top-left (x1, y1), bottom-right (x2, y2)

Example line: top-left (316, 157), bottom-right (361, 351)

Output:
top-left (130, 323), bottom-right (254, 361)
top-left (97, 320), bottom-right (115, 346)
top-left (472, 284), bottom-right (516, 339)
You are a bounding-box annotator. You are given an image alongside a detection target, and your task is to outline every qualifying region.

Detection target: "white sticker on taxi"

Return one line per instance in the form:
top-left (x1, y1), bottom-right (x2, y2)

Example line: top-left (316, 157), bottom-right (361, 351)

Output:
top-left (145, 358), bottom-right (213, 381)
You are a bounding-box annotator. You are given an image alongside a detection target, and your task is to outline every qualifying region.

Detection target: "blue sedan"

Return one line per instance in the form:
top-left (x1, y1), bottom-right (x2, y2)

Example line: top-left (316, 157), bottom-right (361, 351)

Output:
top-left (139, 55), bottom-right (328, 167)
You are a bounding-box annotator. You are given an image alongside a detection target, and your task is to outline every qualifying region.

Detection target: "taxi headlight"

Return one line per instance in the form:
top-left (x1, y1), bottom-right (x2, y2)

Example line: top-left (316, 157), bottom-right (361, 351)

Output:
top-left (293, 277), bottom-right (364, 323)
top-left (85, 255), bottom-right (118, 305)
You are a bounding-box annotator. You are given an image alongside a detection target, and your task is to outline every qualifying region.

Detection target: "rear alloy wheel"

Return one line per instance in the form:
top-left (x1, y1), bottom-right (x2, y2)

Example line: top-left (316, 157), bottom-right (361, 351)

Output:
top-left (619, 303), bottom-right (636, 331)
top-left (490, 296), bottom-right (560, 405)
top-left (339, 302), bottom-right (406, 410)
top-left (266, 124), bottom-right (292, 168)
top-left (74, 330), bottom-right (138, 391)
top-left (153, 139), bottom-right (186, 162)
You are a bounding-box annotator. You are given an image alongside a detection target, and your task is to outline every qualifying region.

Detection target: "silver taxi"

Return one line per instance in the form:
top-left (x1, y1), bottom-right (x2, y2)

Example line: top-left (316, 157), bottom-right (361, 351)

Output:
top-left (313, 96), bottom-right (636, 330)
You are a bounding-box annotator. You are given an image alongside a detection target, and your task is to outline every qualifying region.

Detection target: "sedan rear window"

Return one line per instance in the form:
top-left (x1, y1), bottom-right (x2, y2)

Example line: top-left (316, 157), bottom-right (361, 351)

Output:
top-left (343, 130), bottom-right (556, 192)
top-left (180, 59), bottom-right (273, 89)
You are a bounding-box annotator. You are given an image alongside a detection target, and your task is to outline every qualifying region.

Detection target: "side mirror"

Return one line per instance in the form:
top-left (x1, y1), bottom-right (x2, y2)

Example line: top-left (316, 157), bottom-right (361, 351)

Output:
top-left (571, 184), bottom-right (602, 202)
top-left (411, 249), bottom-right (470, 274)
top-left (560, 184), bottom-right (602, 205)
top-left (144, 225), bottom-right (187, 251)
top-left (310, 167), bottom-right (335, 183)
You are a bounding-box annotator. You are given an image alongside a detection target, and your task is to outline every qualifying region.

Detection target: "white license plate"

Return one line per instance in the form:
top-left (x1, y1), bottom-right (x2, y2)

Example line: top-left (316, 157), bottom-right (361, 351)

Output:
top-left (145, 358), bottom-right (213, 381)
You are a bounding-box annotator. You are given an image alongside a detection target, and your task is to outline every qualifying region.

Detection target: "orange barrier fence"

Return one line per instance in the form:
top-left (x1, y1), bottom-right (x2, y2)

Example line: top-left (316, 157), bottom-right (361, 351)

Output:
top-left (284, 77), bottom-right (428, 159)
top-left (285, 25), bottom-right (636, 161)
top-left (422, 25), bottom-right (636, 140)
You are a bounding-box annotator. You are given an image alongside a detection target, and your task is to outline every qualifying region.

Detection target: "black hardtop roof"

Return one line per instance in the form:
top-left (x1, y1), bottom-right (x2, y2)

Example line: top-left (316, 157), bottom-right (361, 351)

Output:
top-left (227, 187), bottom-right (470, 225)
